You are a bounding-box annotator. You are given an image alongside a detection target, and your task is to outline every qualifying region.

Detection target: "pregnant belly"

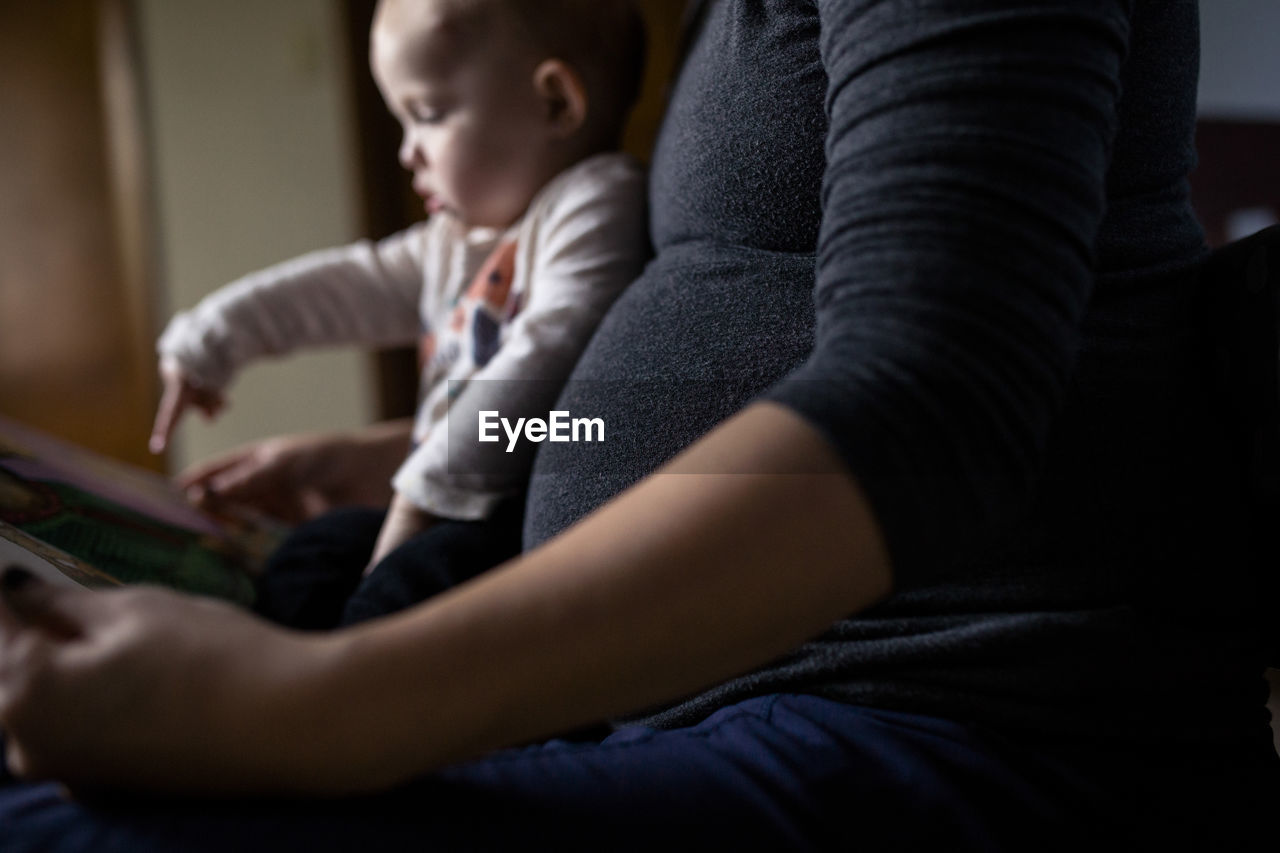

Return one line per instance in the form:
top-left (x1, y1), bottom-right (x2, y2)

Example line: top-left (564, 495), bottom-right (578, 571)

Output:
top-left (524, 245), bottom-right (817, 547)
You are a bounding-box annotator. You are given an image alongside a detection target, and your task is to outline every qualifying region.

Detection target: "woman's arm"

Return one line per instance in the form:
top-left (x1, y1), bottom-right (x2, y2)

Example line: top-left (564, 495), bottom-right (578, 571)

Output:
top-left (328, 402), bottom-right (891, 787)
top-left (0, 403), bottom-right (889, 795)
top-left (769, 0), bottom-right (1131, 583)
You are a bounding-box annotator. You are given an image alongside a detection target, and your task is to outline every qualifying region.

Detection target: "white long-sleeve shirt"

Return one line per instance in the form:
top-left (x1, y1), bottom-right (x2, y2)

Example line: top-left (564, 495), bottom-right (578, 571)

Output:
top-left (158, 153), bottom-right (648, 519)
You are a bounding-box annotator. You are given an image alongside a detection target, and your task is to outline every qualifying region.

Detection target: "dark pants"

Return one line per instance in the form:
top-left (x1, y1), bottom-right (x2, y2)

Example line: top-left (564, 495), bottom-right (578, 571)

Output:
top-left (7, 693), bottom-right (1271, 852)
top-left (252, 499), bottom-right (525, 629)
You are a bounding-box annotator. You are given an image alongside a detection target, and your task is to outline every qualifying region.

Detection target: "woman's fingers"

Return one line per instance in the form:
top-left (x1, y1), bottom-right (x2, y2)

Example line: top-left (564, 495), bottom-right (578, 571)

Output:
top-left (0, 579), bottom-right (332, 794)
top-left (0, 568), bottom-right (92, 640)
top-left (3, 739), bottom-right (41, 781)
top-left (0, 568), bottom-right (65, 779)
top-left (0, 574), bottom-right (22, 643)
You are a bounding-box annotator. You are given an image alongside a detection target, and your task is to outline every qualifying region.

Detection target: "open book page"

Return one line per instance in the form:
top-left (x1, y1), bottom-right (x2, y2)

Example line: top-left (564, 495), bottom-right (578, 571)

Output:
top-left (0, 521), bottom-right (120, 589)
top-left (0, 416), bottom-right (282, 604)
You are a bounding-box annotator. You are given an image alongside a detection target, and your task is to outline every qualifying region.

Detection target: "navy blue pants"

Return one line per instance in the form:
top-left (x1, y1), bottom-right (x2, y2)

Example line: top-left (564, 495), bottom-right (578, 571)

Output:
top-left (1, 693), bottom-right (1275, 850)
top-left (0, 694), bottom-right (1203, 852)
top-left (3, 506), bottom-right (1275, 849)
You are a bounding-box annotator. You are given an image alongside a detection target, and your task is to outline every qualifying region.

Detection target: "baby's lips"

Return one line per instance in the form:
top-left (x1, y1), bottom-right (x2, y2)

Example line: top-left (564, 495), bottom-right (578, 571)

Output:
top-left (413, 181), bottom-right (445, 214)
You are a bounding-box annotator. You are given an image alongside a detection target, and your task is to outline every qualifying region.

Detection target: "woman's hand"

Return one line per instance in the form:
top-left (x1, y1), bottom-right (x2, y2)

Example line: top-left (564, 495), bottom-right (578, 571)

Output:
top-left (177, 420), bottom-right (413, 524)
top-left (0, 569), bottom-right (365, 797)
top-left (0, 404), bottom-right (893, 798)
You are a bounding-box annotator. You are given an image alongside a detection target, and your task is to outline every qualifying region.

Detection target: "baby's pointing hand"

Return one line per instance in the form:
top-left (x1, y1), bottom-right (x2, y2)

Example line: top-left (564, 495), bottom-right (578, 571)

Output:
top-left (150, 359), bottom-right (226, 454)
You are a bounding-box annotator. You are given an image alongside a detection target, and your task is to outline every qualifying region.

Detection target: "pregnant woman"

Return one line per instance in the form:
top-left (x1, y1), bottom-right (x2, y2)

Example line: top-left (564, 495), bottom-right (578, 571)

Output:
top-left (1, 1), bottom-right (1275, 850)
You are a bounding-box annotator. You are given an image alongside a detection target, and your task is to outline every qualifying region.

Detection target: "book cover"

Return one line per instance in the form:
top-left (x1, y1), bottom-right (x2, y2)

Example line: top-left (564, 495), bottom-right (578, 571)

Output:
top-left (0, 415), bottom-right (286, 605)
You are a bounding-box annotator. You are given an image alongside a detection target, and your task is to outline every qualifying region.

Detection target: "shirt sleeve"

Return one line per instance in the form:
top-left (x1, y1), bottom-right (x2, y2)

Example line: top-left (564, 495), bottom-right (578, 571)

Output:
top-left (764, 0), bottom-right (1132, 586)
top-left (156, 224), bottom-right (429, 391)
top-left (393, 156), bottom-right (649, 519)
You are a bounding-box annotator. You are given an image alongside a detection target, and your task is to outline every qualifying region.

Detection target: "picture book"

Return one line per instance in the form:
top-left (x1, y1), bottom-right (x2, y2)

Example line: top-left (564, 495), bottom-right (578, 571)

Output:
top-left (0, 415), bottom-right (287, 605)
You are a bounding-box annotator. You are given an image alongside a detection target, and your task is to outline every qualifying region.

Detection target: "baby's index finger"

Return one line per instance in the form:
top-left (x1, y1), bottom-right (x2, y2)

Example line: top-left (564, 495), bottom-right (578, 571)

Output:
top-left (150, 381), bottom-right (193, 454)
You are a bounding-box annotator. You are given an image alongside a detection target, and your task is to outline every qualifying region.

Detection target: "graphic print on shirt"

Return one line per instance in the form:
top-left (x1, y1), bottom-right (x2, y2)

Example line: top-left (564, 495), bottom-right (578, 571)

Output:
top-left (417, 331), bottom-right (436, 372)
top-left (419, 239), bottom-right (520, 390)
top-left (466, 240), bottom-right (517, 367)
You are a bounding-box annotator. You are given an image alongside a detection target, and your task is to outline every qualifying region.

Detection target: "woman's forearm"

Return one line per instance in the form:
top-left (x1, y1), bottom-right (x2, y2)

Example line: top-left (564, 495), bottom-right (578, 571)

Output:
top-left (319, 402), bottom-right (893, 789)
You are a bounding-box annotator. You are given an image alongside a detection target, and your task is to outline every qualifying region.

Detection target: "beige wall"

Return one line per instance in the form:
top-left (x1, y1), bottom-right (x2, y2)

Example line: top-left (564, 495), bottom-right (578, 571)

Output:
top-left (137, 0), bottom-right (376, 472)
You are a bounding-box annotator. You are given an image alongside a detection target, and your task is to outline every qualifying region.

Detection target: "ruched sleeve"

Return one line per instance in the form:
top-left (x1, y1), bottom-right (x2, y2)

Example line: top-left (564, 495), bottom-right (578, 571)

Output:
top-left (765, 0), bottom-right (1133, 585)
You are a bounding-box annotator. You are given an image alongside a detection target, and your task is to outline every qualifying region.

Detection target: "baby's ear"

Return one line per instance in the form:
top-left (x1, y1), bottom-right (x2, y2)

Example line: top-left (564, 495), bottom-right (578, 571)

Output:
top-left (533, 59), bottom-right (588, 138)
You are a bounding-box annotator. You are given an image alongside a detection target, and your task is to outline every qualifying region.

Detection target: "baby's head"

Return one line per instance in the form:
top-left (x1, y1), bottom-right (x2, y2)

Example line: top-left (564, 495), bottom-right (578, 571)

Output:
top-left (371, 0), bottom-right (645, 229)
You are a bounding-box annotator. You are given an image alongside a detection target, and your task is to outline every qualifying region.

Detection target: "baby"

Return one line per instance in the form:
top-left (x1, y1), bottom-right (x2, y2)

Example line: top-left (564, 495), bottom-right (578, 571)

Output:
top-left (151, 0), bottom-right (649, 625)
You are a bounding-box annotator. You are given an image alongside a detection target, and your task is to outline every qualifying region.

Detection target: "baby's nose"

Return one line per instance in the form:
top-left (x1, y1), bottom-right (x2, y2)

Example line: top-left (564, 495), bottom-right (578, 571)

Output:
top-left (399, 134), bottom-right (425, 170)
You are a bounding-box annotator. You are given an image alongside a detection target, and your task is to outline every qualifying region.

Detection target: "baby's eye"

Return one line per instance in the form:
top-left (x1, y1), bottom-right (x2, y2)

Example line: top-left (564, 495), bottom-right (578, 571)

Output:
top-left (408, 104), bottom-right (446, 125)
